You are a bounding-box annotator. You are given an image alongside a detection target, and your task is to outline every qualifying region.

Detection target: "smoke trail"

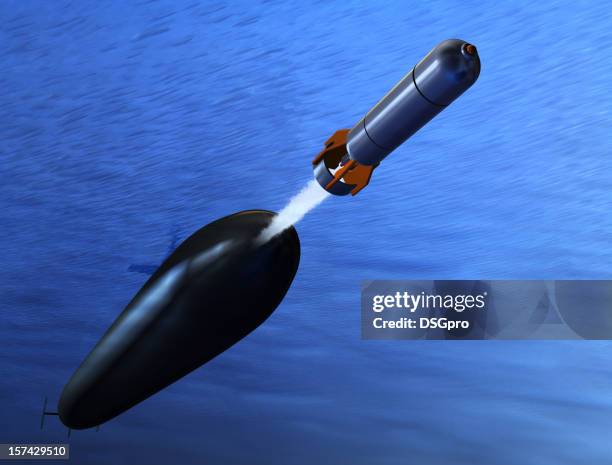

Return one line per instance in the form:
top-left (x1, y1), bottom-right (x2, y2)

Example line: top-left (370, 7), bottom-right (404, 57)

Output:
top-left (258, 179), bottom-right (330, 243)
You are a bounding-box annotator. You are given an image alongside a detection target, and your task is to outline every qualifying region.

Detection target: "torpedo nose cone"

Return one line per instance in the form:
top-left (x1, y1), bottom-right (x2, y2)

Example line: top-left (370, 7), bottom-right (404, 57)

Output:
top-left (59, 210), bottom-right (300, 429)
top-left (414, 39), bottom-right (481, 106)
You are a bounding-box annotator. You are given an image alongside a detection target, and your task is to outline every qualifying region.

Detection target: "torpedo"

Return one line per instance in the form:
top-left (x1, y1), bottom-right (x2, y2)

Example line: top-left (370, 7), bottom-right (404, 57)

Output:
top-left (59, 210), bottom-right (300, 429)
top-left (313, 39), bottom-right (481, 195)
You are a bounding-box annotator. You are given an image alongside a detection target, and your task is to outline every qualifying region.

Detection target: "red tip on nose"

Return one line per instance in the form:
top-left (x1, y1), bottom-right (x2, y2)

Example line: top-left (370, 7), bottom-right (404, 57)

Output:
top-left (463, 43), bottom-right (476, 56)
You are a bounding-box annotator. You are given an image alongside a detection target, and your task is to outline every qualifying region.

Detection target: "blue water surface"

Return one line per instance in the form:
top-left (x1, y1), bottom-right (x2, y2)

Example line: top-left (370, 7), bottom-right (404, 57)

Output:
top-left (2, 1), bottom-right (612, 464)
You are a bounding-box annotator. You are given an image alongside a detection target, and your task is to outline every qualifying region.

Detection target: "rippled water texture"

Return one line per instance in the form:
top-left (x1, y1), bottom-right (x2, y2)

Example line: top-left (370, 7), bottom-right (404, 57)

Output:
top-left (2, 1), bottom-right (612, 464)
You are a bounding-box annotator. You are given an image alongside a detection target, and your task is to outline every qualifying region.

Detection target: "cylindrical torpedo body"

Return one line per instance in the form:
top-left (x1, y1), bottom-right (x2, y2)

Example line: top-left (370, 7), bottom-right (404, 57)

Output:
top-left (312, 39), bottom-right (481, 195)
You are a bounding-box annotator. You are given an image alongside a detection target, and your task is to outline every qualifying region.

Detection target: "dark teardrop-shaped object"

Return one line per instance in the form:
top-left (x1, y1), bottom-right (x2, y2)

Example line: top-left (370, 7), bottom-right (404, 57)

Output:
top-left (59, 210), bottom-right (300, 429)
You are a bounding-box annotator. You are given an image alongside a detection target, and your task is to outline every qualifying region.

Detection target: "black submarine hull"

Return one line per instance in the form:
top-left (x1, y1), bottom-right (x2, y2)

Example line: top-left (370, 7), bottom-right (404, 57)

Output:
top-left (59, 210), bottom-right (300, 429)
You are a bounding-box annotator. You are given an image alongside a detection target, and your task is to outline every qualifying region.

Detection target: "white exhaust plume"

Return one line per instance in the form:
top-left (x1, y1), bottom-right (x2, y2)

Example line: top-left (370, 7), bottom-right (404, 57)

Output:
top-left (258, 179), bottom-right (330, 243)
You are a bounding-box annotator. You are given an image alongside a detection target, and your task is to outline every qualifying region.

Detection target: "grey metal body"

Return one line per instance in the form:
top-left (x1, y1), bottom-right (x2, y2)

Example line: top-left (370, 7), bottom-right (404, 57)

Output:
top-left (346, 39), bottom-right (480, 166)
